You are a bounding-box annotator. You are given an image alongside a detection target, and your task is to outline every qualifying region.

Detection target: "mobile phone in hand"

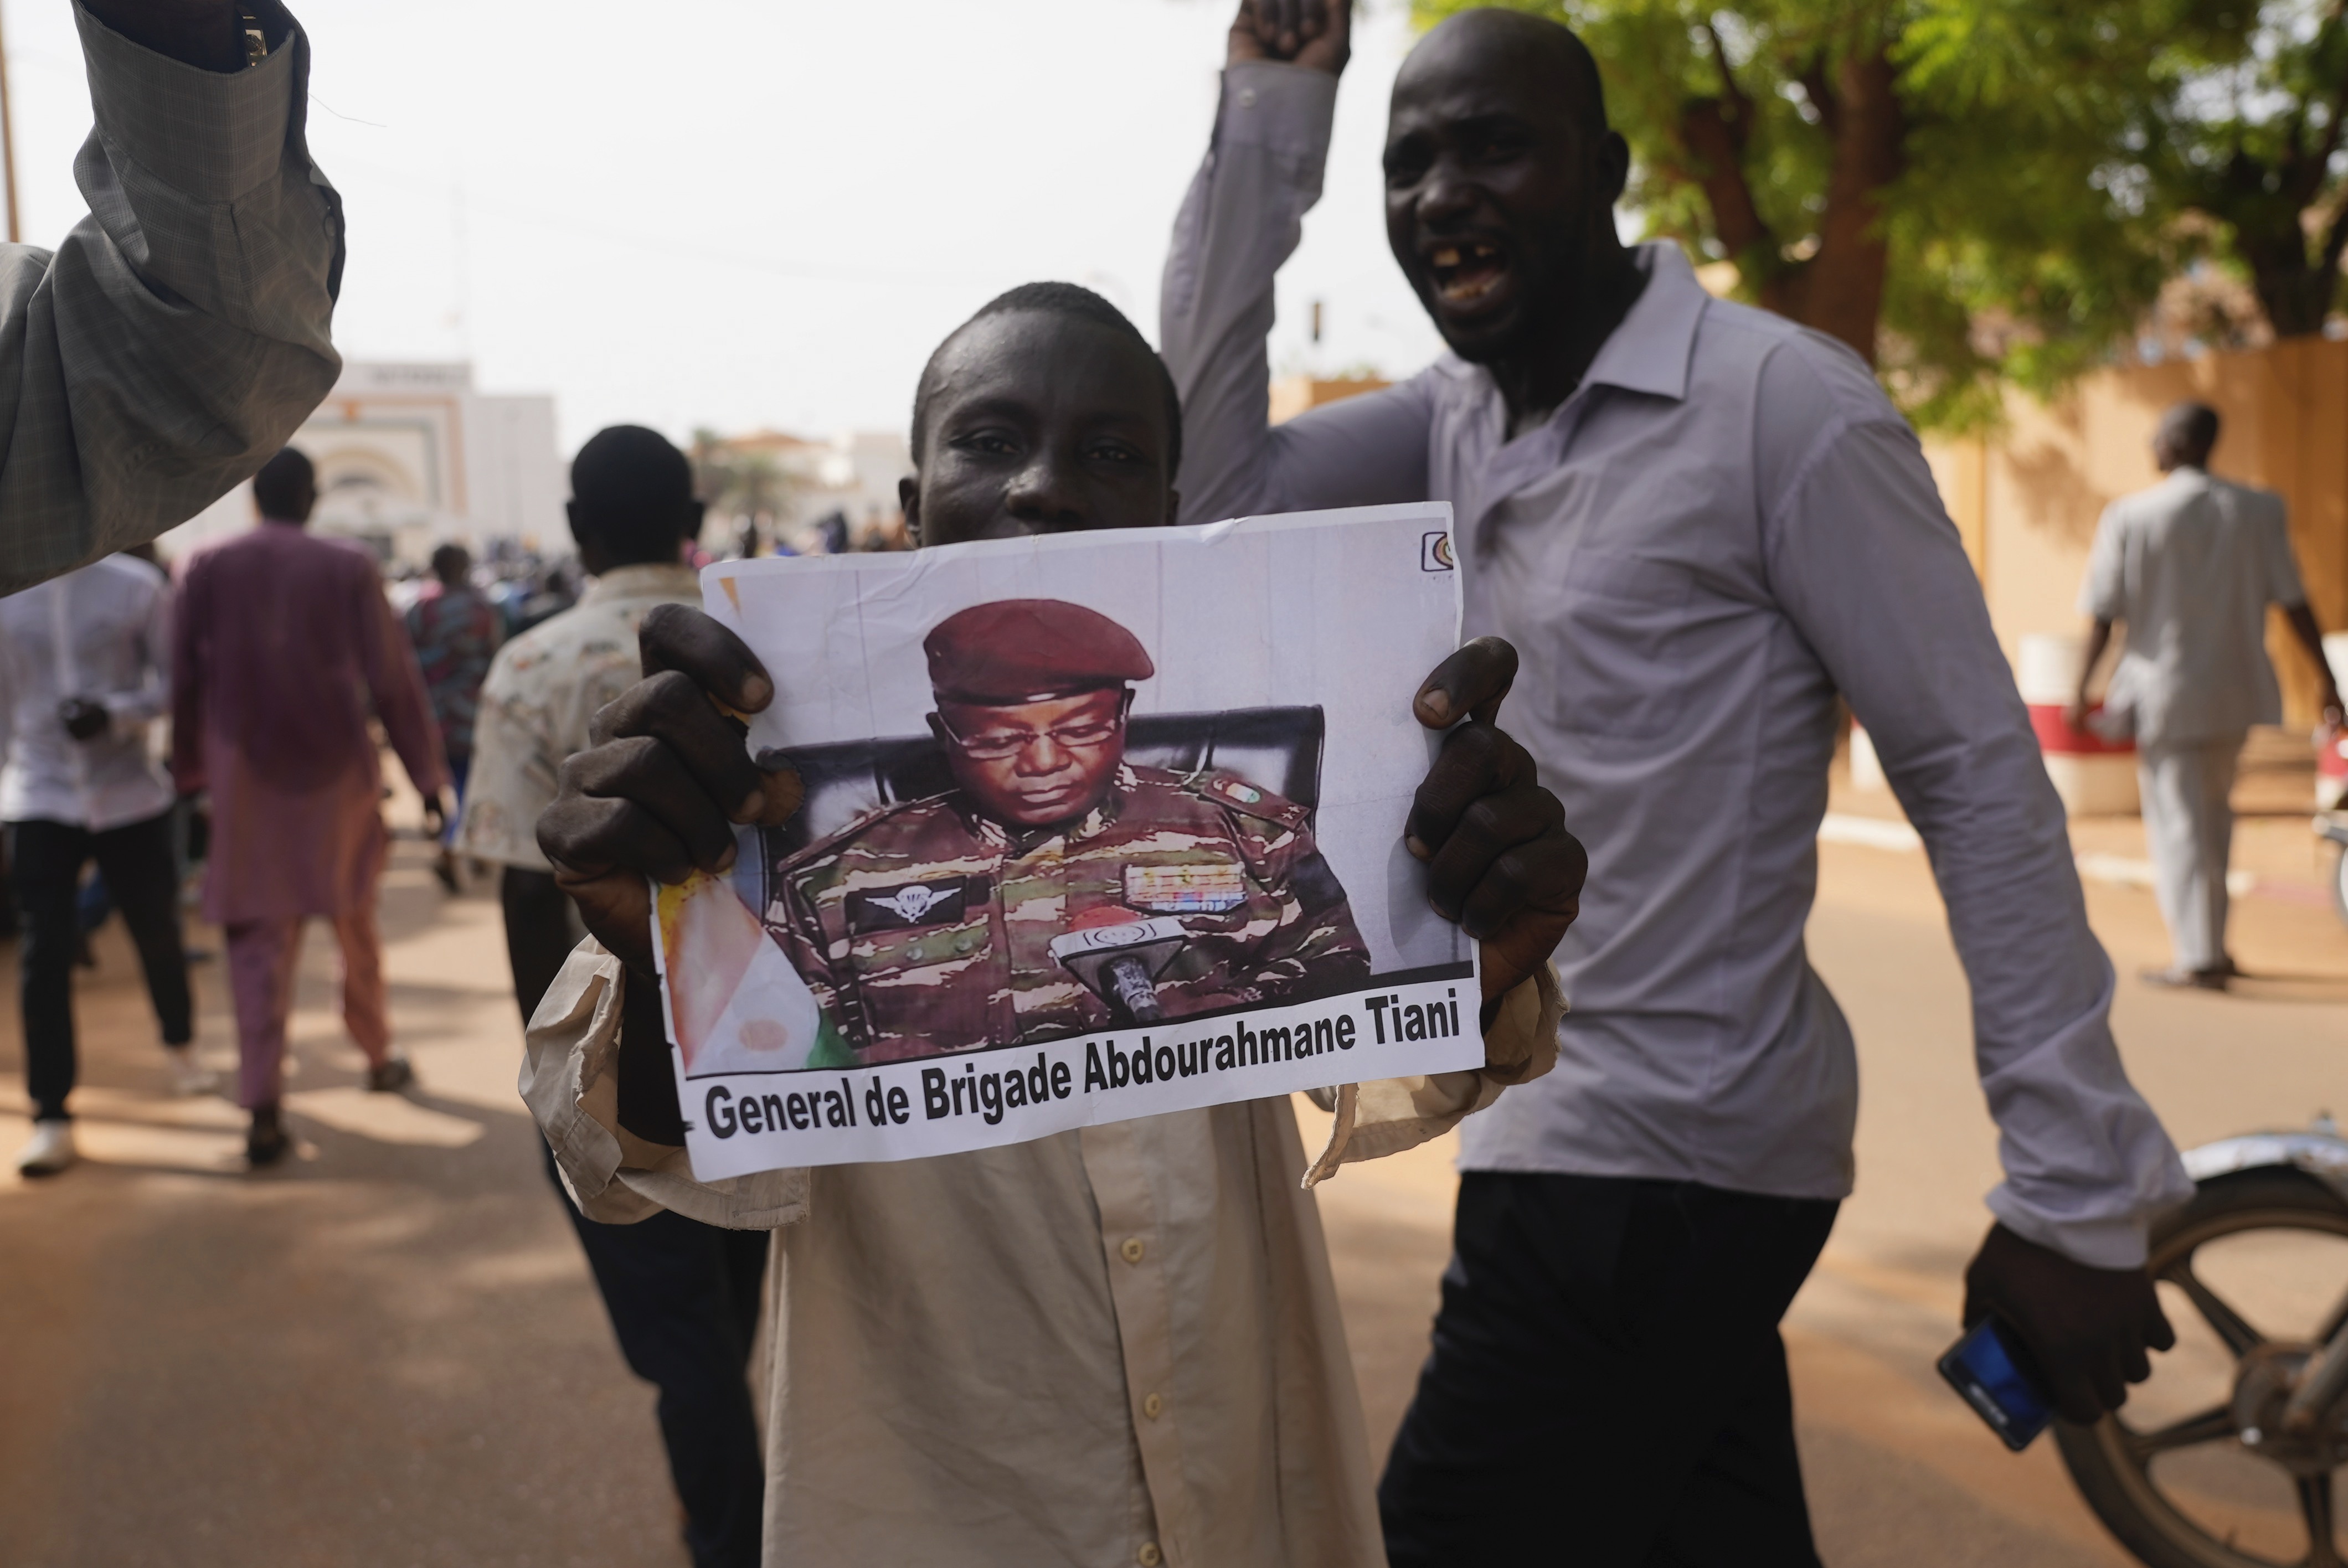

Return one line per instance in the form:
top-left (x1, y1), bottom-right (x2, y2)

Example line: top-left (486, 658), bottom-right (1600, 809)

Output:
top-left (1938, 1317), bottom-right (2053, 1451)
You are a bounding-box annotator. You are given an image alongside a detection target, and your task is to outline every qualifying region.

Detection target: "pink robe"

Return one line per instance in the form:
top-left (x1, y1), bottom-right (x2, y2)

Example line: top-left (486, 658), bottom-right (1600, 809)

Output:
top-left (172, 520), bottom-right (448, 923)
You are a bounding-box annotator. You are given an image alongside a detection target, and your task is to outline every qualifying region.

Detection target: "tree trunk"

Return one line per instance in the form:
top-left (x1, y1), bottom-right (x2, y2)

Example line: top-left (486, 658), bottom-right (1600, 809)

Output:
top-left (2251, 263), bottom-right (2339, 338)
top-left (1674, 40), bottom-right (1905, 367)
top-left (1781, 47), bottom-right (1905, 365)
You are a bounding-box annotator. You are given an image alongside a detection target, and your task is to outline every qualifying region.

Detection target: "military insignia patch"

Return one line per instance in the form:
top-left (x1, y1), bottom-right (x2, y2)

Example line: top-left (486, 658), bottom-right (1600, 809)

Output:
top-left (1213, 778), bottom-right (1264, 805)
top-left (1125, 863), bottom-right (1248, 913)
top-left (848, 877), bottom-right (979, 932)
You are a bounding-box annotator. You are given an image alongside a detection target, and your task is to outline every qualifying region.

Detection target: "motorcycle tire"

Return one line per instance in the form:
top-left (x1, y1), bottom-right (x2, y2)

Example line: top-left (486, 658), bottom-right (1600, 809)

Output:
top-left (2058, 1168), bottom-right (2348, 1568)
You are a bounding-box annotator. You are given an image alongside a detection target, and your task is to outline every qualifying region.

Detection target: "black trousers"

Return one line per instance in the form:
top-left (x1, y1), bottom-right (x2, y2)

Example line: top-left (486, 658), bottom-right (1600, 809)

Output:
top-left (1379, 1172), bottom-right (1839, 1568)
top-left (544, 1148), bottom-right (769, 1568)
top-left (8, 812), bottom-right (192, 1121)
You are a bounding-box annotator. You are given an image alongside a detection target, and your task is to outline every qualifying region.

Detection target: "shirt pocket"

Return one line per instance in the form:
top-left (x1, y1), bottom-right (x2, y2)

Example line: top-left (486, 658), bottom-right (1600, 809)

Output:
top-left (1545, 552), bottom-right (1697, 740)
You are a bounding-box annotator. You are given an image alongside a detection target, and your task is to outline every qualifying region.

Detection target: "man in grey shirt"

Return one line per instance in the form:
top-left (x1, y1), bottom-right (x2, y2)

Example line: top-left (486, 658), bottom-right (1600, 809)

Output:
top-left (1, 1), bottom-right (342, 592)
top-left (2070, 401), bottom-right (2343, 989)
top-left (1162, 4), bottom-right (2190, 1561)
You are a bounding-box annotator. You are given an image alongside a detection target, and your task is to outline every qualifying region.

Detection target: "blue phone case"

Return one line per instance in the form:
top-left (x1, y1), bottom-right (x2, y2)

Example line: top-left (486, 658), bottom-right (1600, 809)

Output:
top-left (1937, 1317), bottom-right (2053, 1451)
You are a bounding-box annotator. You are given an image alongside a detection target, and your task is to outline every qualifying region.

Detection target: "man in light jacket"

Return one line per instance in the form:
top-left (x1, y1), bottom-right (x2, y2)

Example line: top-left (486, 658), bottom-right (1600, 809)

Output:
top-left (0, 551), bottom-right (205, 1176)
top-left (2069, 401), bottom-right (2344, 989)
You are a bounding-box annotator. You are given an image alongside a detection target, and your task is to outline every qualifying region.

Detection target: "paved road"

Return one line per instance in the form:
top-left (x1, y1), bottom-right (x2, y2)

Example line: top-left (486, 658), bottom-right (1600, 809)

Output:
top-left (2, 784), bottom-right (2344, 1565)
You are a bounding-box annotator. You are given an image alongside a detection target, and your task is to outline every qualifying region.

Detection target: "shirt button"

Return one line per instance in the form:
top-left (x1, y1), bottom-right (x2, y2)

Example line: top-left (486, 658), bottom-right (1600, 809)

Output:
top-left (1120, 1237), bottom-right (1146, 1265)
top-left (1139, 1545), bottom-right (1163, 1567)
top-left (1238, 86), bottom-right (1257, 108)
top-left (1143, 1392), bottom-right (1163, 1420)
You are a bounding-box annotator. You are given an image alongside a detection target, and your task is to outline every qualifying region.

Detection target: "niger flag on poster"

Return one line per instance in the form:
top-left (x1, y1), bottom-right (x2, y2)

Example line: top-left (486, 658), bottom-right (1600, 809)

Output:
top-left (654, 870), bottom-right (848, 1077)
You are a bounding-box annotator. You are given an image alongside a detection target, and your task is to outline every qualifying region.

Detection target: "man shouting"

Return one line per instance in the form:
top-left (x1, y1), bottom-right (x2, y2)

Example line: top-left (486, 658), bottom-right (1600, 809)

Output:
top-left (1162, 4), bottom-right (2190, 1562)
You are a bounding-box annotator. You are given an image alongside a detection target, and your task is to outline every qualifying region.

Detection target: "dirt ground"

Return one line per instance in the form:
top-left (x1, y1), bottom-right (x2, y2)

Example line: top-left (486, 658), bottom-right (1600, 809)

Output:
top-left (2, 749), bottom-right (2344, 1566)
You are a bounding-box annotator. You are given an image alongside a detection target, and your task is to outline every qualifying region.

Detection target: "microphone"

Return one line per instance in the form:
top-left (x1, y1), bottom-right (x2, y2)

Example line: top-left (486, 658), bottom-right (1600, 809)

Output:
top-left (1048, 908), bottom-right (1192, 1027)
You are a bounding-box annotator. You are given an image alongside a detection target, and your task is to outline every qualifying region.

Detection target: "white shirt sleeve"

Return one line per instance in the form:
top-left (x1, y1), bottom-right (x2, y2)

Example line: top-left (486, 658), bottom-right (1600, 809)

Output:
top-left (1159, 63), bottom-right (1434, 527)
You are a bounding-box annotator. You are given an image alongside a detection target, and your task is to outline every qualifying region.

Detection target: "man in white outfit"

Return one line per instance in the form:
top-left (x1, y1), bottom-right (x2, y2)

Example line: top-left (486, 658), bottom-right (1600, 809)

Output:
top-left (2071, 401), bottom-right (2344, 990)
top-left (0, 553), bottom-right (209, 1176)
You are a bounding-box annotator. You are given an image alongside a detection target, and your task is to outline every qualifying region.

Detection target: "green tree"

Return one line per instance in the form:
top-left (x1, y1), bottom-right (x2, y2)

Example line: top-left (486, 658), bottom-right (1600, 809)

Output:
top-left (1412, 0), bottom-right (2227, 427)
top-left (691, 429), bottom-right (792, 541)
top-left (2132, 0), bottom-right (2348, 338)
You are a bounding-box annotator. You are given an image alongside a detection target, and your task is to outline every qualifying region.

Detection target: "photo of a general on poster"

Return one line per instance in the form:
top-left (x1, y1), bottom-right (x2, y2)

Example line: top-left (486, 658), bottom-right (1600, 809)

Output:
top-left (653, 502), bottom-right (1480, 1179)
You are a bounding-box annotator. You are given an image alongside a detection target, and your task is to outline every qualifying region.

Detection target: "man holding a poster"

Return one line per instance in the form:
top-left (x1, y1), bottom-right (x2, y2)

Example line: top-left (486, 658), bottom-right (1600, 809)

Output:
top-left (766, 596), bottom-right (1368, 1063)
top-left (1163, 4), bottom-right (2190, 1563)
top-left (529, 281), bottom-right (1583, 1567)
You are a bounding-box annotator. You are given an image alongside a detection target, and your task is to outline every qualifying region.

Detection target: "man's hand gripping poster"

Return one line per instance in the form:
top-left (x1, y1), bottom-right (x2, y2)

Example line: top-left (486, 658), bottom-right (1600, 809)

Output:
top-left (656, 503), bottom-right (1481, 1178)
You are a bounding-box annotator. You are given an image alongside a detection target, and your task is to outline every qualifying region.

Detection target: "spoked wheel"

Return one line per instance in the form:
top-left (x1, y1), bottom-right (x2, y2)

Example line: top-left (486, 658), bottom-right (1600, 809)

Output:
top-left (2059, 1172), bottom-right (2348, 1567)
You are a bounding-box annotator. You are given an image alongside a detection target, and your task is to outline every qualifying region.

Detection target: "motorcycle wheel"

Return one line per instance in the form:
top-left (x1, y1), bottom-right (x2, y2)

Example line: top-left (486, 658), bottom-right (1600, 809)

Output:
top-left (2059, 1170), bottom-right (2348, 1567)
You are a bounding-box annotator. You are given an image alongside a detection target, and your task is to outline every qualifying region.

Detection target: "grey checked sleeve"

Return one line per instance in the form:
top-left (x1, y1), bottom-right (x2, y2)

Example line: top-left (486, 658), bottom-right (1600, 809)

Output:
top-left (1160, 62), bottom-right (1433, 527)
top-left (0, 3), bottom-right (344, 593)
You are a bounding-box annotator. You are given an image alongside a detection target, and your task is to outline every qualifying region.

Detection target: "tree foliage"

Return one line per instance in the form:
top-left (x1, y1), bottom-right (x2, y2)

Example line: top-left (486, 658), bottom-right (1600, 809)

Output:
top-left (2133, 0), bottom-right (2348, 338)
top-left (1409, 0), bottom-right (2331, 430)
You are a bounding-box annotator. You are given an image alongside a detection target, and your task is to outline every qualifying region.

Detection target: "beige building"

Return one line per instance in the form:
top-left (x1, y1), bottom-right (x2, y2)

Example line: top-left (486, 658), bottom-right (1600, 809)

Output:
top-left (697, 427), bottom-right (912, 553)
top-left (161, 362), bottom-right (565, 566)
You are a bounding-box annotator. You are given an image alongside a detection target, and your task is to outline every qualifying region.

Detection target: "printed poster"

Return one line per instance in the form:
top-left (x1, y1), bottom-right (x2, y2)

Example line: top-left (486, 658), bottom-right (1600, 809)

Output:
top-left (656, 502), bottom-right (1481, 1177)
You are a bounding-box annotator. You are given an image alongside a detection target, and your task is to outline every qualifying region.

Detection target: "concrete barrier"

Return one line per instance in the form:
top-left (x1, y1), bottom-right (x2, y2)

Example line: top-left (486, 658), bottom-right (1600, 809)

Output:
top-left (2016, 633), bottom-right (2139, 817)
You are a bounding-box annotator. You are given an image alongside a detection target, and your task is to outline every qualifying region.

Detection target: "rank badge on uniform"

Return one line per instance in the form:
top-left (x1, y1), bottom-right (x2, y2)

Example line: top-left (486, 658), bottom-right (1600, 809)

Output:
top-left (1125, 863), bottom-right (1248, 913)
top-left (848, 878), bottom-right (977, 932)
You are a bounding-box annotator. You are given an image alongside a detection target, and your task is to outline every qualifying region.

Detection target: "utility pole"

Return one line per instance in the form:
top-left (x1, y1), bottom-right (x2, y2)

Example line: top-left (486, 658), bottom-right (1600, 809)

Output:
top-left (0, 0), bottom-right (19, 244)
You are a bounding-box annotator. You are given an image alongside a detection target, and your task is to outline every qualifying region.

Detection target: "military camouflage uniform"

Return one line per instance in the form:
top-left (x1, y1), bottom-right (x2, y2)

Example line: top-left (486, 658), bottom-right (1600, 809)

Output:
top-left (765, 761), bottom-right (1368, 1063)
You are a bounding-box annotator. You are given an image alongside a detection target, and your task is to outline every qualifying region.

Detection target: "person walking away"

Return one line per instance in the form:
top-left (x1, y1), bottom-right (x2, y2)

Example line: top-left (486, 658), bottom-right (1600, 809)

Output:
top-left (0, 553), bottom-right (207, 1176)
top-left (2069, 401), bottom-right (2345, 990)
top-left (171, 449), bottom-right (450, 1168)
top-left (1161, 7), bottom-right (2190, 1561)
top-left (459, 427), bottom-right (766, 1568)
top-left (405, 543), bottom-right (503, 893)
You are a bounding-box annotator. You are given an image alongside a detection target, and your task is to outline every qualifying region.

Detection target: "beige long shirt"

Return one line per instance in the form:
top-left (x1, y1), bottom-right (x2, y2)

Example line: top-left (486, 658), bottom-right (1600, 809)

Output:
top-left (524, 943), bottom-right (1561, 1567)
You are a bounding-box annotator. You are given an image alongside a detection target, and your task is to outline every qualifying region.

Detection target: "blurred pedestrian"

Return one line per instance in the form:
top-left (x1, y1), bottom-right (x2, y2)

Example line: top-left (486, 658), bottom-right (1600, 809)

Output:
top-left (2071, 401), bottom-right (2345, 989)
top-left (459, 427), bottom-right (765, 1568)
top-left (172, 450), bottom-right (450, 1168)
top-left (404, 543), bottom-right (503, 893)
top-left (2, 1), bottom-right (342, 592)
top-left (0, 553), bottom-right (207, 1177)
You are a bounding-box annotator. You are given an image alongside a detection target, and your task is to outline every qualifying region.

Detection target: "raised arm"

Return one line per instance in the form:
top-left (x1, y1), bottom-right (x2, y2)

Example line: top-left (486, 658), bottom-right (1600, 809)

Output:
top-left (1161, 3), bottom-right (1434, 527)
top-left (0, 2), bottom-right (343, 592)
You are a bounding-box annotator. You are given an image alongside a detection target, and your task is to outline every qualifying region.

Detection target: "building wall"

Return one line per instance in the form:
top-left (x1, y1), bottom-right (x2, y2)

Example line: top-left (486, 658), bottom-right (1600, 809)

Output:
top-left (157, 362), bottom-right (565, 566)
top-left (1269, 374), bottom-right (1390, 426)
top-left (1926, 335), bottom-right (2348, 725)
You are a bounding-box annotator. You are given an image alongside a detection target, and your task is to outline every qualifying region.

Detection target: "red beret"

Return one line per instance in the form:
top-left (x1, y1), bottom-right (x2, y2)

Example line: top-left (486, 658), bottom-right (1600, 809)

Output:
top-left (924, 599), bottom-right (1155, 705)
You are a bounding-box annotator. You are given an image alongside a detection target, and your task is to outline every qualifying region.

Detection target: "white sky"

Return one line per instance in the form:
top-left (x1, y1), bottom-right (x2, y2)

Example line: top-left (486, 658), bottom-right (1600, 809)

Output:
top-left (2, 0), bottom-right (1451, 455)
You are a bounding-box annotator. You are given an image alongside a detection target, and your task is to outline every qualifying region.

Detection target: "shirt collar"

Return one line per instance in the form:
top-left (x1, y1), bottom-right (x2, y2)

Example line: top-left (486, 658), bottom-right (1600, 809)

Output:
top-left (582, 561), bottom-right (702, 606)
top-left (1576, 242), bottom-right (1707, 404)
top-left (1428, 241), bottom-right (1708, 410)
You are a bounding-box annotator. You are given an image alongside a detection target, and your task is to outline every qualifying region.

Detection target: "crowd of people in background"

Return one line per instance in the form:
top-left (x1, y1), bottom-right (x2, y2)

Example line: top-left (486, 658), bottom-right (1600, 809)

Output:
top-left (0, 435), bottom-right (923, 1183)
